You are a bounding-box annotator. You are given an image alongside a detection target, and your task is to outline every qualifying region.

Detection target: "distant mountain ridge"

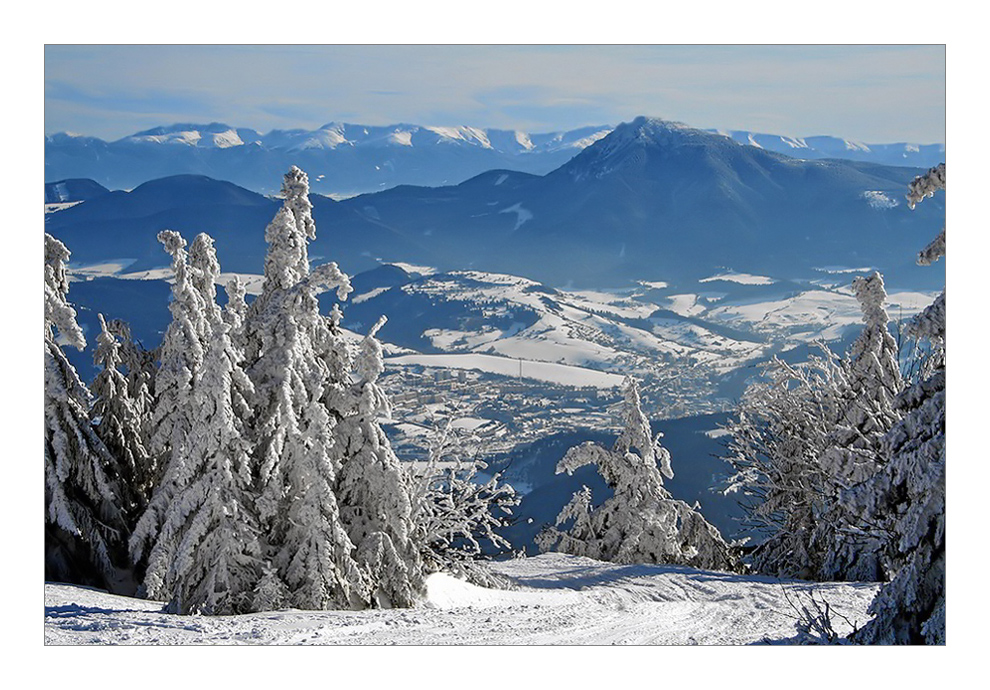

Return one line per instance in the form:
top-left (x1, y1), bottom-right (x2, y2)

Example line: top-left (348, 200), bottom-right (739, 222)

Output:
top-left (45, 117), bottom-right (945, 291)
top-left (45, 122), bottom-right (613, 197)
top-left (45, 117), bottom-right (944, 197)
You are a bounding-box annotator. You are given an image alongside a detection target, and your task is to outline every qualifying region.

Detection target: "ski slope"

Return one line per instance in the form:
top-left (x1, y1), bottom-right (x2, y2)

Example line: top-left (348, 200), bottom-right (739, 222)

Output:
top-left (45, 553), bottom-right (877, 645)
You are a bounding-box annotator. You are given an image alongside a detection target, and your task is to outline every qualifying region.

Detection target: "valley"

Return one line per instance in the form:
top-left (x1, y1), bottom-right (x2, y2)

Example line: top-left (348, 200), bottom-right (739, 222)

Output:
top-left (44, 116), bottom-right (945, 554)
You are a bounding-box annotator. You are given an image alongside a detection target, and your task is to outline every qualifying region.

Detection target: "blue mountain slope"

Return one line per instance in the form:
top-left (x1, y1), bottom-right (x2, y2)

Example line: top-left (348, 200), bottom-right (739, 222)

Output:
top-left (45, 178), bottom-right (110, 204)
top-left (45, 117), bottom-right (945, 292)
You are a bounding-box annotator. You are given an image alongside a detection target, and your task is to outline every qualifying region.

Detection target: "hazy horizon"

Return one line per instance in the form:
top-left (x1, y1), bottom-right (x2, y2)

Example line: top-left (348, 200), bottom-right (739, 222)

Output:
top-left (44, 45), bottom-right (946, 144)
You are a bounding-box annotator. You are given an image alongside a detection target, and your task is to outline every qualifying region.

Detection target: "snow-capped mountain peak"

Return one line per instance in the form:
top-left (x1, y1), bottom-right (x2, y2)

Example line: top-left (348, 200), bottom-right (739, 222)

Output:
top-left (120, 122), bottom-right (248, 148)
top-left (561, 116), bottom-right (720, 181)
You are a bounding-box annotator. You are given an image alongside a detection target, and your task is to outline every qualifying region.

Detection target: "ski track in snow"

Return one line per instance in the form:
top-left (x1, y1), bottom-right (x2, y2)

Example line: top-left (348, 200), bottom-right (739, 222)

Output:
top-left (45, 554), bottom-right (877, 645)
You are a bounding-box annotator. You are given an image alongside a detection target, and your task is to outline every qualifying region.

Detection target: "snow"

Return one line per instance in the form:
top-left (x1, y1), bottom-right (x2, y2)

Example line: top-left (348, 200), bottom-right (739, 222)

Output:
top-left (388, 131), bottom-right (413, 146)
top-left (45, 201), bottom-right (83, 214)
top-left (384, 261), bottom-right (436, 276)
top-left (386, 353), bottom-right (624, 389)
top-left (424, 126), bottom-right (493, 149)
top-left (700, 272), bottom-right (776, 286)
top-left (66, 259), bottom-right (137, 281)
top-left (862, 191), bottom-right (899, 210)
top-left (449, 416), bottom-right (492, 432)
top-left (499, 202), bottom-right (534, 231)
top-left (210, 129), bottom-right (245, 148)
top-left (351, 286), bottom-right (391, 304)
top-left (814, 266), bottom-right (876, 275)
top-left (665, 294), bottom-right (706, 317)
top-left (44, 553), bottom-right (877, 645)
top-left (707, 288), bottom-right (937, 343)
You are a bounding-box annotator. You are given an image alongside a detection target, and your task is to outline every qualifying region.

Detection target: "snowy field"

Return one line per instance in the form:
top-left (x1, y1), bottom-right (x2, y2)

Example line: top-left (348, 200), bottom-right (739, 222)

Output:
top-left (45, 553), bottom-right (877, 645)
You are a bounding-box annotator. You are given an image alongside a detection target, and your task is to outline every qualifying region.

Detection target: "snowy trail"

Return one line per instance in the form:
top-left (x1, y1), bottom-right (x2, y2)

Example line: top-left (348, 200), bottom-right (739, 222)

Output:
top-left (44, 554), bottom-right (878, 645)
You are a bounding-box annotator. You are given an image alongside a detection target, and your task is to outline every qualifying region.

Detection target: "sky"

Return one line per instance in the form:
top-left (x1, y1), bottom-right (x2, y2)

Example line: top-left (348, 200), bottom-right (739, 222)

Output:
top-left (44, 45), bottom-right (946, 144)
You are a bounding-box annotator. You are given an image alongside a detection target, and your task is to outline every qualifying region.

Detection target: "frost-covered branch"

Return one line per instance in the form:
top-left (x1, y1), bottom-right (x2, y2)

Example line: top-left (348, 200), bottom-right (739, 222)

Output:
top-left (408, 420), bottom-right (518, 587)
top-left (906, 163), bottom-right (945, 209)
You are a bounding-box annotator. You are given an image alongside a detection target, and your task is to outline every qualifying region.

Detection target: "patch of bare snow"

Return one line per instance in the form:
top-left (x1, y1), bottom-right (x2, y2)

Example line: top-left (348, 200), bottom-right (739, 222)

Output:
top-left (861, 191), bottom-right (899, 210)
top-left (385, 353), bottom-right (624, 389)
top-left (700, 272), bottom-right (776, 286)
top-left (499, 203), bottom-right (534, 231)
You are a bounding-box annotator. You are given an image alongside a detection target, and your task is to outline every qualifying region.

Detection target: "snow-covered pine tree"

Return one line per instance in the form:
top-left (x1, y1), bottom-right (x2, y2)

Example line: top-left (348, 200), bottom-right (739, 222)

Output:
top-left (142, 319), bottom-right (263, 614)
top-left (222, 275), bottom-right (248, 355)
top-left (105, 318), bottom-right (157, 453)
top-left (243, 166), bottom-right (368, 610)
top-left (538, 484), bottom-right (594, 557)
top-left (816, 272), bottom-right (903, 581)
top-left (850, 163), bottom-right (946, 644)
top-left (538, 377), bottom-right (737, 571)
top-left (130, 230), bottom-right (210, 573)
top-left (189, 233), bottom-right (224, 327)
top-left (91, 313), bottom-right (154, 522)
top-left (334, 316), bottom-right (427, 607)
top-left (190, 234), bottom-right (255, 431)
top-left (44, 234), bottom-right (130, 592)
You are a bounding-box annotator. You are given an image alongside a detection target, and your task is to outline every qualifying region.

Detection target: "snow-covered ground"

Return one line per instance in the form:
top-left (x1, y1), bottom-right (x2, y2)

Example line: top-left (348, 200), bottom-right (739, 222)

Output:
top-left (45, 553), bottom-right (877, 645)
top-left (386, 353), bottom-right (625, 389)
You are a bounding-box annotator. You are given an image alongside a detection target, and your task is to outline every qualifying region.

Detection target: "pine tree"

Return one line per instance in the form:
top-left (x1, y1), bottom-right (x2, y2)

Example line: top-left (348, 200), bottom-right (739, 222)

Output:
top-left (538, 378), bottom-right (737, 571)
top-left (105, 318), bottom-right (157, 456)
top-left (817, 272), bottom-right (903, 581)
top-left (142, 320), bottom-right (263, 614)
top-left (44, 233), bottom-right (130, 592)
top-left (851, 163), bottom-right (946, 644)
top-left (130, 230), bottom-right (210, 573)
top-left (334, 317), bottom-right (427, 607)
top-left (91, 313), bottom-right (154, 522)
top-left (222, 275), bottom-right (249, 356)
top-left (243, 166), bottom-right (368, 610)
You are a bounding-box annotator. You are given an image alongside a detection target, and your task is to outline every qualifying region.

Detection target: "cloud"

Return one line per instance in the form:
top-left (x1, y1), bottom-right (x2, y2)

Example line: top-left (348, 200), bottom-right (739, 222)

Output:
top-left (43, 45), bottom-right (945, 143)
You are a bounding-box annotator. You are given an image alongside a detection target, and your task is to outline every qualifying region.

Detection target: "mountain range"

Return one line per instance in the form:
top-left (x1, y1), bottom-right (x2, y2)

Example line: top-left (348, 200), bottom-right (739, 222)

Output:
top-left (45, 117), bottom-right (947, 291)
top-left (44, 118), bottom-right (944, 198)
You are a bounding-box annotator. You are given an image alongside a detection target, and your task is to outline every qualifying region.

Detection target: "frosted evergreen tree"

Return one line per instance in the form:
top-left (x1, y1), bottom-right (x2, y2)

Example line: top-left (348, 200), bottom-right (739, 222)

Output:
top-left (538, 378), bottom-right (737, 571)
top-left (850, 164), bottom-right (946, 644)
top-left (91, 313), bottom-right (154, 521)
top-left (189, 232), bottom-right (224, 328)
top-left (222, 275), bottom-right (249, 356)
top-left (190, 236), bottom-right (254, 432)
top-left (141, 320), bottom-right (263, 614)
top-left (130, 231), bottom-right (210, 572)
top-left (243, 166), bottom-right (367, 610)
top-left (105, 318), bottom-right (157, 452)
top-left (334, 316), bottom-right (426, 607)
top-left (812, 272), bottom-right (904, 581)
top-left (44, 233), bottom-right (129, 591)
top-left (540, 484), bottom-right (594, 557)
